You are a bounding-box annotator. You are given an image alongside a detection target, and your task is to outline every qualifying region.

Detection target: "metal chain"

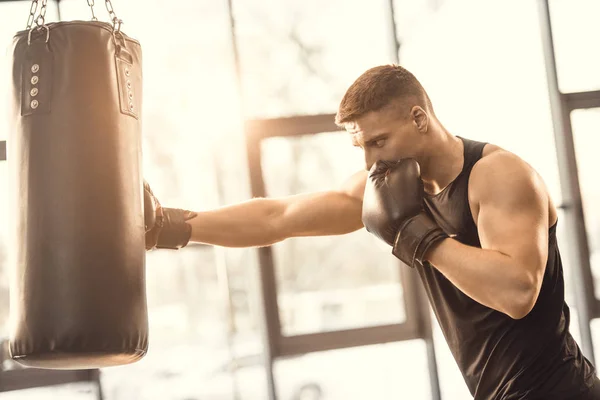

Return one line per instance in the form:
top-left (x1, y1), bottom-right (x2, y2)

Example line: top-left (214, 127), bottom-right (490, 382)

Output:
top-left (104, 0), bottom-right (122, 32)
top-left (26, 0), bottom-right (123, 35)
top-left (26, 0), bottom-right (39, 30)
top-left (87, 0), bottom-right (98, 21)
top-left (34, 0), bottom-right (48, 28)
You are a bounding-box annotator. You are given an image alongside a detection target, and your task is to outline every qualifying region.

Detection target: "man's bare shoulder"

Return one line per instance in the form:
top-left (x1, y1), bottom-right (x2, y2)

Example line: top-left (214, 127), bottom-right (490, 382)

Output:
top-left (470, 146), bottom-right (537, 200)
top-left (469, 144), bottom-right (557, 225)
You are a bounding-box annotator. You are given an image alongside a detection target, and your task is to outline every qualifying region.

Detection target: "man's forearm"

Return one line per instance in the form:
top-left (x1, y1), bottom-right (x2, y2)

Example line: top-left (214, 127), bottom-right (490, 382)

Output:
top-left (187, 198), bottom-right (284, 248)
top-left (425, 239), bottom-right (539, 319)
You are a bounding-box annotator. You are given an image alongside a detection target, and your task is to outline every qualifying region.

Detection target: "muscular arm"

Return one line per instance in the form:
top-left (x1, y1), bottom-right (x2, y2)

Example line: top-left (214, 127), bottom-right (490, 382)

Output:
top-left (426, 152), bottom-right (550, 319)
top-left (188, 170), bottom-right (367, 247)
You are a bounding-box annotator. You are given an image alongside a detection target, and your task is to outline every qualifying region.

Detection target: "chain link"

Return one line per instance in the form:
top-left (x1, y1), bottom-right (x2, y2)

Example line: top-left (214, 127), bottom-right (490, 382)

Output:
top-left (104, 0), bottom-right (122, 32)
top-left (87, 0), bottom-right (98, 21)
top-left (26, 0), bottom-right (123, 34)
top-left (26, 0), bottom-right (39, 30)
top-left (35, 0), bottom-right (48, 28)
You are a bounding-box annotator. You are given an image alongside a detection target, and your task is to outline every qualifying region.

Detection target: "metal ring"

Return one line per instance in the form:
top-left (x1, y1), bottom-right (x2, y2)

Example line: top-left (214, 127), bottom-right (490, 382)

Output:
top-left (35, 15), bottom-right (45, 27)
top-left (112, 17), bottom-right (123, 33)
top-left (27, 25), bottom-right (50, 46)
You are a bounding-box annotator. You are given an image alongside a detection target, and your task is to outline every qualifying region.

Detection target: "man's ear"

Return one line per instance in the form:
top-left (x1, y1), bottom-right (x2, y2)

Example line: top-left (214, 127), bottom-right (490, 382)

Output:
top-left (411, 106), bottom-right (429, 133)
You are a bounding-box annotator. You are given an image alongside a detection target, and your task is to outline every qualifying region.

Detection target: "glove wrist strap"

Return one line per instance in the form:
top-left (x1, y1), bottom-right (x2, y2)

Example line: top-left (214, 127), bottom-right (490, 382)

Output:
top-left (392, 212), bottom-right (448, 268)
top-left (156, 208), bottom-right (197, 250)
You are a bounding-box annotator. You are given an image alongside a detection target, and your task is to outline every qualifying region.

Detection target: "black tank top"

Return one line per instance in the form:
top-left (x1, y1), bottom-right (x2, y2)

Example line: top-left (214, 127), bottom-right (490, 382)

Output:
top-left (419, 136), bottom-right (597, 400)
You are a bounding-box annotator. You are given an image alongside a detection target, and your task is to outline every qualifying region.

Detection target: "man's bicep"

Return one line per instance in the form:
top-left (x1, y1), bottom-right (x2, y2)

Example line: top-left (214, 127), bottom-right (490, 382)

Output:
top-left (474, 154), bottom-right (549, 274)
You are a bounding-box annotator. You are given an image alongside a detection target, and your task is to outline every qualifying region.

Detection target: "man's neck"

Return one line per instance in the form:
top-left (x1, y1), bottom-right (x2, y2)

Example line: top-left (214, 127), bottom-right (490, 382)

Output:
top-left (420, 133), bottom-right (464, 195)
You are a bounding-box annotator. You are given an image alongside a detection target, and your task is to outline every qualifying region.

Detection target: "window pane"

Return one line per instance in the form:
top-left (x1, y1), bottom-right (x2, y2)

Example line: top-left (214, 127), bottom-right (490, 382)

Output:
top-left (570, 108), bottom-right (600, 298)
top-left (234, 0), bottom-right (397, 118)
top-left (261, 132), bottom-right (406, 336)
top-left (398, 0), bottom-right (562, 203)
top-left (275, 341), bottom-right (431, 399)
top-left (392, 0), bottom-right (442, 44)
top-left (59, 0), bottom-right (245, 207)
top-left (0, 383), bottom-right (99, 400)
top-left (549, 0), bottom-right (600, 93)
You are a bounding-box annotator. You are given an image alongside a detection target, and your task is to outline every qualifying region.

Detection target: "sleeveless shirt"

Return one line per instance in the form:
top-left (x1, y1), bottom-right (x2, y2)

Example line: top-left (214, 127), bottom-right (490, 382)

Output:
top-left (419, 136), bottom-right (597, 399)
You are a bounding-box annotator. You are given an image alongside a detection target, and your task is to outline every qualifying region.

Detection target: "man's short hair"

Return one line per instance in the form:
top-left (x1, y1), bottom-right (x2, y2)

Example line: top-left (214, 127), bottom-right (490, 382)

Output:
top-left (335, 64), bottom-right (433, 127)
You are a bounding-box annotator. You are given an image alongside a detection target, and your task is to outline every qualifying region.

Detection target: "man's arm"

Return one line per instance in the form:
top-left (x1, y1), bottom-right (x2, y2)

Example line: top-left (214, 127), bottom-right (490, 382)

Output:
top-left (187, 170), bottom-right (367, 247)
top-left (425, 152), bottom-right (550, 319)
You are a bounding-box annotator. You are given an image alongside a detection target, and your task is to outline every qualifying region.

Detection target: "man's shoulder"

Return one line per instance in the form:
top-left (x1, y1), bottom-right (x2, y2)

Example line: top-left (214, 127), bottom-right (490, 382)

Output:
top-left (469, 146), bottom-right (541, 203)
top-left (473, 145), bottom-right (532, 181)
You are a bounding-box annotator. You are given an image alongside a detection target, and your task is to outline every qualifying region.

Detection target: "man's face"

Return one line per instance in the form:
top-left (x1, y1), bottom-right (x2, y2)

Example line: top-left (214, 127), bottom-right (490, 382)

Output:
top-left (345, 102), bottom-right (426, 171)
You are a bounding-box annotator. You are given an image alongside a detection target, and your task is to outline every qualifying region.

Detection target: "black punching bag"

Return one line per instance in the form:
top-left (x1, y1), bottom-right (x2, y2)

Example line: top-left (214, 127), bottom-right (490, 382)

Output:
top-left (6, 6), bottom-right (148, 369)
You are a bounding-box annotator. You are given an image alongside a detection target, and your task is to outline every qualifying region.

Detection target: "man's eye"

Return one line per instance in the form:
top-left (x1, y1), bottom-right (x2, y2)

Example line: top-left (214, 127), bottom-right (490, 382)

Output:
top-left (374, 139), bottom-right (386, 148)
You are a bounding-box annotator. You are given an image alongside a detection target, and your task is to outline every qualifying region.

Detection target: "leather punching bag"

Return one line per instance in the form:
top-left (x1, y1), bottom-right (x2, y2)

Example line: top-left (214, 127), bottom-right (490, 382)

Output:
top-left (6, 2), bottom-right (148, 369)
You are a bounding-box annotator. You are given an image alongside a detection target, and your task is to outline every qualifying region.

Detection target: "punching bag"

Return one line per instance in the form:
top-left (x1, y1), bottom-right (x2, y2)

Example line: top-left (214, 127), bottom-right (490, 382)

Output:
top-left (6, 1), bottom-right (148, 369)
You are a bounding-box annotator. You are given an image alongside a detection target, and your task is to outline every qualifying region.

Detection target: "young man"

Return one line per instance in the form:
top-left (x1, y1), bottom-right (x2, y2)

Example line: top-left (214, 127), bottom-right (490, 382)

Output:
top-left (144, 65), bottom-right (599, 399)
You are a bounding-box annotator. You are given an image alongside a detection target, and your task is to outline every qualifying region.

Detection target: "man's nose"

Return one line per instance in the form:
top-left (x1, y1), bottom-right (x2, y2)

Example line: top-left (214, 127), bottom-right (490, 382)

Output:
top-left (364, 152), bottom-right (377, 172)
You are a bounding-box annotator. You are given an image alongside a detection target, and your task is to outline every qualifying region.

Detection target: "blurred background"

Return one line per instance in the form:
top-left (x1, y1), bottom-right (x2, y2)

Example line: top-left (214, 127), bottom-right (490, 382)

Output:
top-left (0, 0), bottom-right (599, 399)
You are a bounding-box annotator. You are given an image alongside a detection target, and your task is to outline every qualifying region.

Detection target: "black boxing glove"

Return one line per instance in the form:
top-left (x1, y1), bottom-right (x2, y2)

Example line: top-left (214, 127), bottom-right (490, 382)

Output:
top-left (361, 159), bottom-right (448, 268)
top-left (144, 181), bottom-right (197, 250)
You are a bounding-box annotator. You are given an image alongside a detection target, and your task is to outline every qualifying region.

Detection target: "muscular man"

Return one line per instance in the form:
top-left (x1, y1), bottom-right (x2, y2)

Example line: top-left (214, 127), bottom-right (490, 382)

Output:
top-left (144, 65), bottom-right (599, 399)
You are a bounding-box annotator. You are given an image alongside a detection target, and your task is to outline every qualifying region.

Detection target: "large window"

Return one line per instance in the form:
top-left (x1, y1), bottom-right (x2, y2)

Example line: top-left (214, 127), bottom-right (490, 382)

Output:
top-left (570, 108), bottom-right (600, 297)
top-left (234, 0), bottom-right (396, 118)
top-left (548, 0), bottom-right (600, 93)
top-left (274, 341), bottom-right (432, 399)
top-left (261, 132), bottom-right (405, 336)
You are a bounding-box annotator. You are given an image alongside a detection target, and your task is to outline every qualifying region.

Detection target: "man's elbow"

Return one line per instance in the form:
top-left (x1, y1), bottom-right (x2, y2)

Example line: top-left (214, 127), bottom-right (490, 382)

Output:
top-left (507, 281), bottom-right (540, 320)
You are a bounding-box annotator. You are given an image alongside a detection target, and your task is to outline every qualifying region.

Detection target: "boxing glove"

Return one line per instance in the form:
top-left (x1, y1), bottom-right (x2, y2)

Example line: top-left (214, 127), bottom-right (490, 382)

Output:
top-left (362, 159), bottom-right (448, 268)
top-left (144, 181), bottom-right (197, 250)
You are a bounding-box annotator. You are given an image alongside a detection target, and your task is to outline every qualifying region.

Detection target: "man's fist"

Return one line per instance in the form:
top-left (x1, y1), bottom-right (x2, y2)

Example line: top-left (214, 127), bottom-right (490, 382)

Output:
top-left (143, 181), bottom-right (198, 250)
top-left (362, 159), bottom-right (447, 268)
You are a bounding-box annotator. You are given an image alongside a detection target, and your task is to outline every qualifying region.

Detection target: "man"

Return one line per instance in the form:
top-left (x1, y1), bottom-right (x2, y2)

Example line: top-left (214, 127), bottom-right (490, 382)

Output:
top-left (144, 65), bottom-right (598, 399)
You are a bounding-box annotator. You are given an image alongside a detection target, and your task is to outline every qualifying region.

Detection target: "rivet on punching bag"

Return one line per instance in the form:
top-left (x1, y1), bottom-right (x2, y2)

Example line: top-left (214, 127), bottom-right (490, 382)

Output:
top-left (6, 0), bottom-right (148, 370)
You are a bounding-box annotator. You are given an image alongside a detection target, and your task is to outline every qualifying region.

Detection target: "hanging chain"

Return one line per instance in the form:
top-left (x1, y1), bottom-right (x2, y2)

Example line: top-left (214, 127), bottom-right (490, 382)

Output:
top-left (87, 0), bottom-right (98, 21)
top-left (26, 0), bottom-right (39, 30)
top-left (25, 0), bottom-right (123, 44)
top-left (26, 0), bottom-right (47, 29)
top-left (34, 0), bottom-right (48, 28)
top-left (104, 0), bottom-right (123, 32)
top-left (26, 0), bottom-right (49, 45)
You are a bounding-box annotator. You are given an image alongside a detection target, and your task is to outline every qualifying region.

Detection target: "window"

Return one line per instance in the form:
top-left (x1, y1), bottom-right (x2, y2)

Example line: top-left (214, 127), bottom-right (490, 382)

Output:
top-left (234, 0), bottom-right (397, 118)
top-left (570, 108), bottom-right (600, 298)
top-left (274, 341), bottom-right (432, 399)
top-left (261, 132), bottom-right (405, 336)
top-left (548, 0), bottom-right (600, 93)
